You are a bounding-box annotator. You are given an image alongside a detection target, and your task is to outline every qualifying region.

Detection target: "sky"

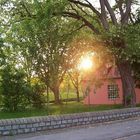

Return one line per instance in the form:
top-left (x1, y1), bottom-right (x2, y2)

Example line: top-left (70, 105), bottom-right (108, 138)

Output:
top-left (87, 0), bottom-right (140, 13)
top-left (88, 0), bottom-right (115, 7)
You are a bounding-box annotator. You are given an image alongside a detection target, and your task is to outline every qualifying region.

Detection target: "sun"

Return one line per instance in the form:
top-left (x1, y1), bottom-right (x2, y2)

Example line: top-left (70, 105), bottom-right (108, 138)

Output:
top-left (79, 56), bottom-right (93, 70)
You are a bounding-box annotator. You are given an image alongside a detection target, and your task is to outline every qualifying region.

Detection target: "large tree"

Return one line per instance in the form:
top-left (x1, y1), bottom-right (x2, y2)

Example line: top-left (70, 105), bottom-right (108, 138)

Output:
top-left (1, 0), bottom-right (140, 106)
top-left (0, 0), bottom-right (81, 104)
top-left (62, 0), bottom-right (140, 107)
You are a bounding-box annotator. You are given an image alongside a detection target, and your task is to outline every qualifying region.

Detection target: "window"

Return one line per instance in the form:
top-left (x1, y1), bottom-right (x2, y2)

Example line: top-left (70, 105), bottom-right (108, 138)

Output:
top-left (108, 84), bottom-right (119, 100)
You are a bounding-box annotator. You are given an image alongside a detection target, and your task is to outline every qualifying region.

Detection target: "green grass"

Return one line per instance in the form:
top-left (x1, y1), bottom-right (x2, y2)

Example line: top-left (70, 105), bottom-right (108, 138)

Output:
top-left (0, 108), bottom-right (49, 120)
top-left (46, 91), bottom-right (83, 101)
top-left (0, 102), bottom-right (123, 120)
top-left (49, 102), bottom-right (123, 115)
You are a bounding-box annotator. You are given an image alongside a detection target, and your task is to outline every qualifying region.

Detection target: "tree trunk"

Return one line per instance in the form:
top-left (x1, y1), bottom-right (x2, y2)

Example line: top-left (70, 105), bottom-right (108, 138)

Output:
top-left (76, 88), bottom-right (80, 102)
top-left (52, 87), bottom-right (61, 104)
top-left (117, 60), bottom-right (136, 107)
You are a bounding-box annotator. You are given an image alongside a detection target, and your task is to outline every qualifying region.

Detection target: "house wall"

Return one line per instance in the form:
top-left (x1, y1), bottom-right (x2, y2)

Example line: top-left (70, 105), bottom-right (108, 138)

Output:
top-left (136, 88), bottom-right (140, 103)
top-left (84, 78), bottom-right (140, 105)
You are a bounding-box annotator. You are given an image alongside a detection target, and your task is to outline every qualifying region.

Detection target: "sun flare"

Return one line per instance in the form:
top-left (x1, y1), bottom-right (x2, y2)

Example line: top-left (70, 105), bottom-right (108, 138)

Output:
top-left (79, 56), bottom-right (93, 70)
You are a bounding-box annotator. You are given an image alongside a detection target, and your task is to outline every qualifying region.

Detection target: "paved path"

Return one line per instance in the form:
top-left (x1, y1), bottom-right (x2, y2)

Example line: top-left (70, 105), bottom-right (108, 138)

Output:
top-left (2, 118), bottom-right (140, 140)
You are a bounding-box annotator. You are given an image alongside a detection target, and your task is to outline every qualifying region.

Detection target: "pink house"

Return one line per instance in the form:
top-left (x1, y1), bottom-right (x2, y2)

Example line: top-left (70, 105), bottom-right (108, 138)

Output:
top-left (83, 66), bottom-right (140, 105)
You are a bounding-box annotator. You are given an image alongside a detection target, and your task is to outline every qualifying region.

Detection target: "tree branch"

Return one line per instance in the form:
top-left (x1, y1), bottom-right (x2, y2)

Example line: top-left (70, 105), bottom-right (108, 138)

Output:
top-left (20, 1), bottom-right (32, 17)
top-left (121, 0), bottom-right (132, 24)
top-left (115, 0), bottom-right (124, 19)
top-left (104, 0), bottom-right (118, 25)
top-left (74, 3), bottom-right (94, 19)
top-left (59, 70), bottom-right (67, 84)
top-left (68, 72), bottom-right (78, 89)
top-left (61, 24), bottom-right (86, 39)
top-left (99, 0), bottom-right (109, 30)
top-left (63, 11), bottom-right (100, 34)
top-left (69, 1), bottom-right (101, 29)
top-left (69, 3), bottom-right (79, 15)
top-left (68, 0), bottom-right (101, 17)
top-left (129, 13), bottom-right (135, 24)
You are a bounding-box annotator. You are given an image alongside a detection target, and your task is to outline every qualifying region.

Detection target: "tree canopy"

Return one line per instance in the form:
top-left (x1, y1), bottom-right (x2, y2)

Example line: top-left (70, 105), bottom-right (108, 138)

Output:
top-left (0, 0), bottom-right (140, 107)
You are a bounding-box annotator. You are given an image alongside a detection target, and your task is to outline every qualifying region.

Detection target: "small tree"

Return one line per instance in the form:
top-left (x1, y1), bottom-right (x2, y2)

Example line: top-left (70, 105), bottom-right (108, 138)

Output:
top-left (0, 65), bottom-right (28, 111)
top-left (28, 79), bottom-right (46, 108)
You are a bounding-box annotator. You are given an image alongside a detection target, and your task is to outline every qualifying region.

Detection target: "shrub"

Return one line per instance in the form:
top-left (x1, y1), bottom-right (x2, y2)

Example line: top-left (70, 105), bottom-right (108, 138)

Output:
top-left (28, 81), bottom-right (46, 109)
top-left (0, 66), bottom-right (29, 111)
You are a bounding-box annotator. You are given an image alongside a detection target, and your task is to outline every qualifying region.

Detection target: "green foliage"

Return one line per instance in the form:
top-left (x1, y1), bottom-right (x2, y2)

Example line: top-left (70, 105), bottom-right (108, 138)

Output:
top-left (60, 75), bottom-right (75, 93)
top-left (28, 81), bottom-right (46, 109)
top-left (0, 102), bottom-right (123, 119)
top-left (125, 24), bottom-right (140, 86)
top-left (0, 0), bottom-right (80, 104)
top-left (0, 0), bottom-right (139, 109)
top-left (133, 61), bottom-right (140, 88)
top-left (103, 23), bottom-right (140, 63)
top-left (0, 65), bottom-right (29, 111)
top-left (124, 24), bottom-right (140, 63)
top-left (0, 83), bottom-right (3, 106)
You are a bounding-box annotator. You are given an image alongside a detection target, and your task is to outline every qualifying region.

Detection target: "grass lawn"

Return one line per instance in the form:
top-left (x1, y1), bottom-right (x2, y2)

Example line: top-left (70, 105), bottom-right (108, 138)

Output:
top-left (0, 102), bottom-right (123, 120)
top-left (46, 91), bottom-right (83, 101)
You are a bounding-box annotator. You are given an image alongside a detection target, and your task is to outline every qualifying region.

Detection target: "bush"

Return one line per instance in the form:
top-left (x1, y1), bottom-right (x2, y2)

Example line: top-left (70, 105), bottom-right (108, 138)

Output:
top-left (0, 94), bottom-right (3, 108)
top-left (28, 81), bottom-right (46, 109)
top-left (0, 66), bottom-right (29, 111)
top-left (0, 83), bottom-right (3, 106)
